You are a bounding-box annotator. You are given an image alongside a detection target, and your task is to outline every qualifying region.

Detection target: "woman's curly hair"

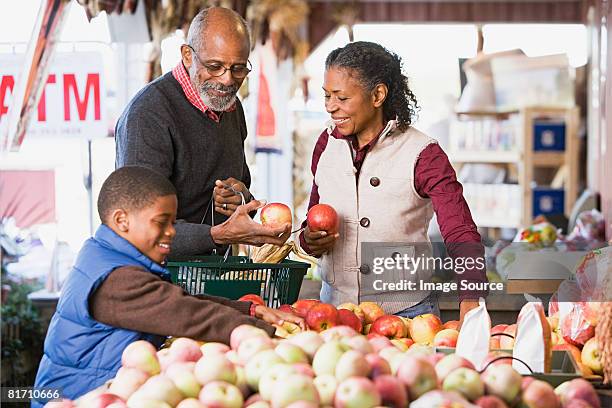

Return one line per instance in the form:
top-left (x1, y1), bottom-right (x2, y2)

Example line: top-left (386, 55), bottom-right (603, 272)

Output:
top-left (325, 41), bottom-right (419, 132)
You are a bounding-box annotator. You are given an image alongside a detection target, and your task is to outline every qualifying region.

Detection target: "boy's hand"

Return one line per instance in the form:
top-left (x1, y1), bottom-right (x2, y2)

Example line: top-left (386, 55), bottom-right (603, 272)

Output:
top-left (304, 226), bottom-right (339, 256)
top-left (254, 305), bottom-right (306, 331)
top-left (211, 200), bottom-right (291, 246)
top-left (214, 177), bottom-right (252, 216)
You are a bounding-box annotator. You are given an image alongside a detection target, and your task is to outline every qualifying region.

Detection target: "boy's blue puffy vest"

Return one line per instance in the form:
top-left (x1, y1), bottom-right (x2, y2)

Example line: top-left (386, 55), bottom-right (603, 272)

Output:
top-left (32, 225), bottom-right (170, 407)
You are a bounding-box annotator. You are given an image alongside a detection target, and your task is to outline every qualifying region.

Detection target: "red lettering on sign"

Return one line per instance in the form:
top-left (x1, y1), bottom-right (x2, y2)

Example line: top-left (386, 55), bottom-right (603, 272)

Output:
top-left (37, 74), bottom-right (56, 122)
top-left (63, 73), bottom-right (100, 121)
top-left (0, 75), bottom-right (15, 118)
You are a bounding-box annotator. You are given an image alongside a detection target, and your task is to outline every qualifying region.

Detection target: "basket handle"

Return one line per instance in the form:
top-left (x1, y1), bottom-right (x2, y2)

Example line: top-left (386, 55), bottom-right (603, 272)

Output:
top-left (206, 184), bottom-right (249, 262)
top-left (479, 356), bottom-right (533, 374)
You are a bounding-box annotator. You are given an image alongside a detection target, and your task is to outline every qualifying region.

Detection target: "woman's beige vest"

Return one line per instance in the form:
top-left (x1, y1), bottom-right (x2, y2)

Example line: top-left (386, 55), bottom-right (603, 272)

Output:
top-left (312, 121), bottom-right (437, 314)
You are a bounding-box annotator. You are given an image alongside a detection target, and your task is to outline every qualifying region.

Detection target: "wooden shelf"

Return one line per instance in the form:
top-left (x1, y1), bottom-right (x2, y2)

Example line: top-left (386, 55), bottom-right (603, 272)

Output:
top-left (532, 152), bottom-right (565, 167)
top-left (450, 107), bottom-right (580, 229)
top-left (449, 150), bottom-right (520, 163)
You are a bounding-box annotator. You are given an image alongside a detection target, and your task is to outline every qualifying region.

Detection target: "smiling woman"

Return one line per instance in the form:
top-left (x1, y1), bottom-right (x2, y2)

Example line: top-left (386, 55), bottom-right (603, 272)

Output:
top-left (299, 41), bottom-right (486, 321)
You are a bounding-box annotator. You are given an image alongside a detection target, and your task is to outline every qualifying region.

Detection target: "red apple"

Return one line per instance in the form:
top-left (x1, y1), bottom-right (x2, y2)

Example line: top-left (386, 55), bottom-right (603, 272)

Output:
top-left (368, 335), bottom-right (393, 352)
top-left (44, 400), bottom-right (76, 408)
top-left (230, 324), bottom-right (270, 350)
top-left (306, 203), bottom-right (338, 234)
top-left (374, 375), bottom-right (408, 408)
top-left (553, 343), bottom-right (583, 365)
top-left (581, 338), bottom-right (602, 375)
top-left (169, 337), bottom-right (203, 363)
top-left (442, 367), bottom-right (484, 401)
top-left (425, 352), bottom-right (446, 367)
top-left (396, 355), bottom-right (438, 400)
top-left (409, 314), bottom-right (443, 345)
top-left (433, 329), bottom-right (459, 348)
top-left (522, 379), bottom-right (560, 408)
top-left (278, 304), bottom-right (296, 314)
top-left (199, 381), bottom-right (244, 408)
top-left (554, 378), bottom-right (600, 408)
top-left (365, 353), bottom-right (392, 378)
top-left (121, 340), bottom-right (161, 375)
top-left (434, 354), bottom-right (475, 382)
top-left (483, 351), bottom-right (513, 368)
top-left (260, 203), bottom-right (292, 229)
top-left (85, 393), bottom-right (126, 408)
top-left (371, 315), bottom-right (407, 339)
top-left (287, 331), bottom-right (324, 359)
top-left (443, 320), bottom-right (460, 331)
top-left (239, 294), bottom-right (265, 305)
top-left (292, 299), bottom-right (320, 318)
top-left (338, 309), bottom-right (363, 333)
top-left (394, 337), bottom-right (415, 349)
top-left (177, 399), bottom-right (207, 408)
top-left (481, 364), bottom-right (522, 404)
top-left (489, 324), bottom-right (509, 349)
top-left (334, 377), bottom-right (381, 408)
top-left (320, 325), bottom-right (358, 342)
top-left (338, 302), bottom-right (367, 325)
top-left (474, 395), bottom-right (509, 408)
top-left (359, 302), bottom-right (385, 325)
top-left (108, 367), bottom-right (150, 400)
top-left (305, 303), bottom-right (339, 331)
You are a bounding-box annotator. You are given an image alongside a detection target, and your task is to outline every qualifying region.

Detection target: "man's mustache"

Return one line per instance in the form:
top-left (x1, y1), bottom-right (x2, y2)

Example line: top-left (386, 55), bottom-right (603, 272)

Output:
top-left (200, 82), bottom-right (239, 95)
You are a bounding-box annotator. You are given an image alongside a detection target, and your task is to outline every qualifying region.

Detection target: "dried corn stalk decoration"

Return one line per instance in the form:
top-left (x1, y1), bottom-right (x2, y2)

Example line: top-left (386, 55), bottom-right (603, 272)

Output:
top-left (251, 241), bottom-right (295, 264)
top-left (596, 299), bottom-right (612, 384)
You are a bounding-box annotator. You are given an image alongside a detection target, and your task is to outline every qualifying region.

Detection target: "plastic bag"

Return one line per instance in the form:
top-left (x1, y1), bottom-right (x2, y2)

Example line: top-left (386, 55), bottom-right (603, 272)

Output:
top-left (558, 302), bottom-right (597, 347)
top-left (513, 295), bottom-right (552, 373)
top-left (456, 298), bottom-right (490, 370)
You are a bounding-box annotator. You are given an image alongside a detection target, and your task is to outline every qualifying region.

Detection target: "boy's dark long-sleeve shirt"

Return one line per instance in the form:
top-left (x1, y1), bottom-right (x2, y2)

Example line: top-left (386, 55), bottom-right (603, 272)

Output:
top-left (90, 266), bottom-right (275, 343)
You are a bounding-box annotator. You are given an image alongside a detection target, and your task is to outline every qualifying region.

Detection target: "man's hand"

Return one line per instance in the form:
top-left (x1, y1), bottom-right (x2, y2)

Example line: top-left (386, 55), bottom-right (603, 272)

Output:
top-left (254, 304), bottom-right (306, 331)
top-left (211, 200), bottom-right (291, 246)
top-left (303, 226), bottom-right (339, 256)
top-left (459, 299), bottom-right (479, 328)
top-left (214, 177), bottom-right (252, 216)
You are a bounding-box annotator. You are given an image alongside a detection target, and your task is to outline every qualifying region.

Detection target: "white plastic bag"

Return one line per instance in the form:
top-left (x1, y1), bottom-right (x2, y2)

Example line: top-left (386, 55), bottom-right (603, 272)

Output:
top-left (513, 294), bottom-right (552, 374)
top-left (456, 297), bottom-right (491, 370)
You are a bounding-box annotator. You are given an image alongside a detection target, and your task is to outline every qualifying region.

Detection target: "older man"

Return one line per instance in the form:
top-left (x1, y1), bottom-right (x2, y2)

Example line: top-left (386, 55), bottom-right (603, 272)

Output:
top-left (116, 7), bottom-right (289, 256)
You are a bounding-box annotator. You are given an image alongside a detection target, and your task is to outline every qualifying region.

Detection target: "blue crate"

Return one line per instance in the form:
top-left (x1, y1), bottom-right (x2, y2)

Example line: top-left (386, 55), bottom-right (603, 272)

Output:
top-left (534, 120), bottom-right (566, 151)
top-left (533, 188), bottom-right (564, 216)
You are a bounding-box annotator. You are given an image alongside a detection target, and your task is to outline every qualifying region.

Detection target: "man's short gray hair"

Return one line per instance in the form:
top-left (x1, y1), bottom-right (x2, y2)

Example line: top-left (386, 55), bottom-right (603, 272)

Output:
top-left (186, 7), bottom-right (251, 52)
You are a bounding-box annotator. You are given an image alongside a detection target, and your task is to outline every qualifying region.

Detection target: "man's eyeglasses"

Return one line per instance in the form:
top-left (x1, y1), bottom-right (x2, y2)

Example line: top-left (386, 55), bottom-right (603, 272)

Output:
top-left (187, 45), bottom-right (252, 79)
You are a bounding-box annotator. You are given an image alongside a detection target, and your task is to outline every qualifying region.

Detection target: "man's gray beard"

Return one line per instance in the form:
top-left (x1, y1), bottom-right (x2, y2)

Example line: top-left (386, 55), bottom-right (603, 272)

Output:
top-left (192, 78), bottom-right (238, 111)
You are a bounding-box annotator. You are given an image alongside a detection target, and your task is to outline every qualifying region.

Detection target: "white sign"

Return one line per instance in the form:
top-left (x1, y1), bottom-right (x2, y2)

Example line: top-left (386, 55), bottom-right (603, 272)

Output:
top-left (0, 52), bottom-right (107, 139)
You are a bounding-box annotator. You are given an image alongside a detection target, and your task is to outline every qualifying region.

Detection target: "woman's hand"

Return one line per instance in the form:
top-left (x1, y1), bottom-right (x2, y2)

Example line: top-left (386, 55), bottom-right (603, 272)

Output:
top-left (303, 226), bottom-right (339, 257)
top-left (254, 305), bottom-right (307, 331)
top-left (214, 177), bottom-right (252, 216)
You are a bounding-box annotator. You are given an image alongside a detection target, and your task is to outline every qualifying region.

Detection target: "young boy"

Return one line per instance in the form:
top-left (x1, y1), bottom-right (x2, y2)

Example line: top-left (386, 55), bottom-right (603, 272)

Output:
top-left (33, 166), bottom-right (303, 406)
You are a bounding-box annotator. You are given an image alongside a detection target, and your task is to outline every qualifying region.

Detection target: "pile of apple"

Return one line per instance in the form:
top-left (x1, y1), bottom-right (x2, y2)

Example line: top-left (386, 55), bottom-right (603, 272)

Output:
top-left (48, 321), bottom-right (602, 408)
top-left (487, 310), bottom-right (603, 378)
top-left (278, 299), bottom-right (459, 350)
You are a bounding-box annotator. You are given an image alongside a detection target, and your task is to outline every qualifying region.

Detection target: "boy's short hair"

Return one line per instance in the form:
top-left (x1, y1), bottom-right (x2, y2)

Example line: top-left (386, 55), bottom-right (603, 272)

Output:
top-left (98, 166), bottom-right (177, 223)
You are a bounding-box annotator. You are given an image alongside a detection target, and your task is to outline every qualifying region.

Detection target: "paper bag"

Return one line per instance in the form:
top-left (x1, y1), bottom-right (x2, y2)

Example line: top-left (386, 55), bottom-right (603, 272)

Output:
top-left (513, 295), bottom-right (552, 374)
top-left (456, 298), bottom-right (491, 370)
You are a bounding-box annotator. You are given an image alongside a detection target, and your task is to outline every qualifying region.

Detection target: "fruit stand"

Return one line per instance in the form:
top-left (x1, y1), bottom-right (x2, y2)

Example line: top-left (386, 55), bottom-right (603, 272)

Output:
top-left (42, 292), bottom-right (610, 407)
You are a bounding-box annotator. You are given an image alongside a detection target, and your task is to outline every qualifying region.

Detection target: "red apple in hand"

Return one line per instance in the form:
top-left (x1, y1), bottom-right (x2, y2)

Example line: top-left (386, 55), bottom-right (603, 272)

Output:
top-left (278, 304), bottom-right (296, 314)
top-left (371, 315), bottom-right (407, 339)
top-left (260, 203), bottom-right (292, 228)
top-left (306, 303), bottom-right (339, 331)
top-left (307, 204), bottom-right (339, 234)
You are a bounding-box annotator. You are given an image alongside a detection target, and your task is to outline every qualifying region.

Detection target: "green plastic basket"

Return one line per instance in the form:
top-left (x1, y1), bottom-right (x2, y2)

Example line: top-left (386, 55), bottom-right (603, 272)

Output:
top-left (166, 255), bottom-right (309, 308)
